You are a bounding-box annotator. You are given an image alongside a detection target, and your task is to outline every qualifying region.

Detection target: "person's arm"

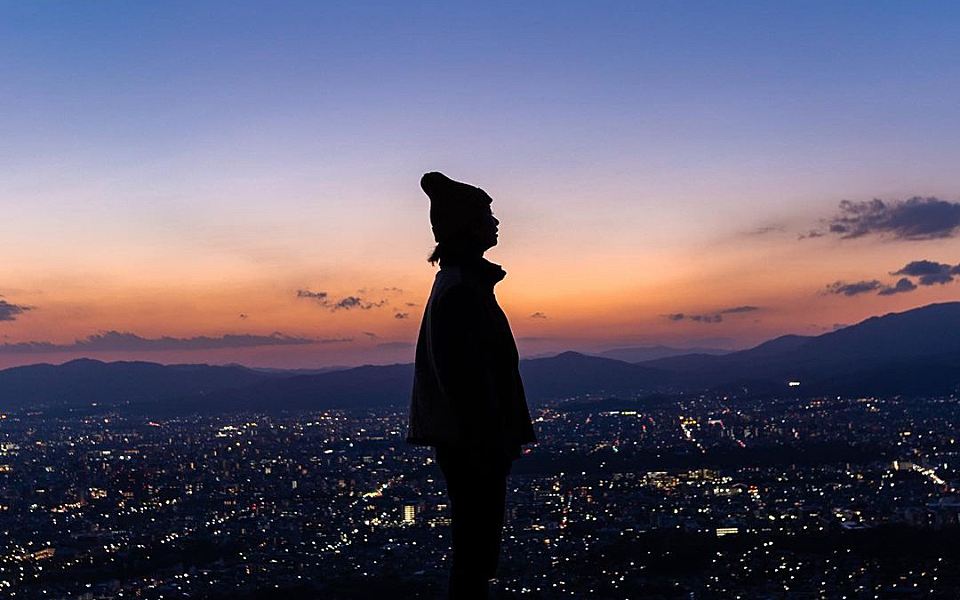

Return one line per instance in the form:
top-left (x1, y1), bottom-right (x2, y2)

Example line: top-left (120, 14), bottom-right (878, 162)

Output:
top-left (431, 283), bottom-right (504, 450)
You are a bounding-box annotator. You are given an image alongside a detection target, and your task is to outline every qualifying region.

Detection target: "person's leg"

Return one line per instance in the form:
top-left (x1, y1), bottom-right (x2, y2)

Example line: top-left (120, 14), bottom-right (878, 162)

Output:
top-left (436, 445), bottom-right (511, 599)
top-left (437, 444), bottom-right (488, 599)
top-left (478, 463), bottom-right (508, 581)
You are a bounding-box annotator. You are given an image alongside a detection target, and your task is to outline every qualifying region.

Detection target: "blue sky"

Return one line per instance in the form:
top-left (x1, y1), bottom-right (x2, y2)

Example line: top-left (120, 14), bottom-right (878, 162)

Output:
top-left (2, 1), bottom-right (959, 368)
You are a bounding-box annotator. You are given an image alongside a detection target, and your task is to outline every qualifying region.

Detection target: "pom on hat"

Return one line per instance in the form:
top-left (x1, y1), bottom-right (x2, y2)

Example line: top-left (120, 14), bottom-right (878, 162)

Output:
top-left (421, 172), bottom-right (492, 244)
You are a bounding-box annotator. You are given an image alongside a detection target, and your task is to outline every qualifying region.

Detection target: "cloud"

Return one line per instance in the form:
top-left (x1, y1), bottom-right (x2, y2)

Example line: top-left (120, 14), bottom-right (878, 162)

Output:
top-left (891, 260), bottom-right (957, 286)
top-left (405, 302), bottom-right (418, 307)
top-left (362, 331), bottom-right (379, 341)
top-left (0, 331), bottom-right (351, 353)
top-left (690, 314), bottom-right (723, 323)
top-left (824, 280), bottom-right (882, 296)
top-left (297, 289), bottom-right (328, 300)
top-left (239, 313), bottom-right (248, 319)
top-left (382, 287), bottom-right (404, 293)
top-left (824, 258), bottom-right (959, 298)
top-left (331, 296), bottom-right (387, 311)
top-left (719, 305), bottom-right (759, 314)
top-left (825, 197), bottom-right (960, 240)
top-left (530, 312), bottom-right (547, 319)
top-left (666, 313), bottom-right (723, 323)
top-left (394, 312), bottom-right (409, 319)
top-left (665, 305), bottom-right (760, 323)
top-left (0, 299), bottom-right (31, 322)
top-left (297, 289), bottom-right (388, 312)
top-left (746, 224), bottom-right (785, 236)
top-left (797, 229), bottom-right (824, 240)
top-left (878, 278), bottom-right (918, 296)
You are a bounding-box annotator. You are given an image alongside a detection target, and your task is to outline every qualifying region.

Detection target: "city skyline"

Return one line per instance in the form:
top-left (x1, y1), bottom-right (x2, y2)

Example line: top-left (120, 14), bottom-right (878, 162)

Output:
top-left (3, 2), bottom-right (960, 369)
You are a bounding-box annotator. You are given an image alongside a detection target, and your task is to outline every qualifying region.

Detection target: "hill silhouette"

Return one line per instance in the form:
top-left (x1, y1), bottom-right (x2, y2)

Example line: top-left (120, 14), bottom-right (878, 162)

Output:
top-left (596, 345), bottom-right (729, 362)
top-left (2, 302), bottom-right (959, 412)
top-left (0, 358), bottom-right (279, 410)
top-left (642, 302), bottom-right (960, 395)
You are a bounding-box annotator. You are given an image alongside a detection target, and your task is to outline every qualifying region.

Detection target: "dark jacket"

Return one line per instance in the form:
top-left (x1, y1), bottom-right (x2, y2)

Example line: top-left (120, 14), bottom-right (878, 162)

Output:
top-left (405, 255), bottom-right (537, 460)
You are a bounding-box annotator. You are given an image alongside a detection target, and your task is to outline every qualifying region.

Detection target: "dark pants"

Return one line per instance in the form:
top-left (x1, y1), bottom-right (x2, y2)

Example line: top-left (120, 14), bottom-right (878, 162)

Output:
top-left (435, 444), bottom-right (513, 600)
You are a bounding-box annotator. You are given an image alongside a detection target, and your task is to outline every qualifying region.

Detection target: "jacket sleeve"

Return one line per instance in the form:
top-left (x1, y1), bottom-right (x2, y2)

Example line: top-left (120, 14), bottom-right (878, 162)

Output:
top-left (430, 283), bottom-right (504, 448)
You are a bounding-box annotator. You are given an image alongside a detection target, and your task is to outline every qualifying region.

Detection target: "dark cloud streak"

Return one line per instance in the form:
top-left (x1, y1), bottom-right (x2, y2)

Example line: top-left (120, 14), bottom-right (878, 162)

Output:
top-left (0, 299), bottom-right (31, 322)
top-left (665, 305), bottom-right (760, 323)
top-left (891, 260), bottom-right (957, 286)
top-left (0, 331), bottom-right (351, 354)
top-left (824, 280), bottom-right (882, 296)
top-left (825, 197), bottom-right (960, 240)
top-left (719, 305), bottom-right (759, 314)
top-left (297, 289), bottom-right (388, 312)
top-left (878, 278), bottom-right (918, 296)
top-left (296, 289), bottom-right (328, 300)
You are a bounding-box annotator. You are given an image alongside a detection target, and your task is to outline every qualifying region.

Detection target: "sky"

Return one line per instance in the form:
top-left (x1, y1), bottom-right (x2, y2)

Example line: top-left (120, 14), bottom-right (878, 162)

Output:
top-left (2, 1), bottom-right (960, 369)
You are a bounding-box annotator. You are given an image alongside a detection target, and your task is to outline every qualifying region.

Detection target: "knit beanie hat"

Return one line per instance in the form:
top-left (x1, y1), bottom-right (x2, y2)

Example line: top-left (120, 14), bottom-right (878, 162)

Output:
top-left (420, 172), bottom-right (492, 244)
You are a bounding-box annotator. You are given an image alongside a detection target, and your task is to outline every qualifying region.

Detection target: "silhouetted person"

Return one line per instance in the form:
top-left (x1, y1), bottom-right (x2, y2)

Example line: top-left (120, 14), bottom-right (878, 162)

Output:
top-left (406, 172), bottom-right (537, 599)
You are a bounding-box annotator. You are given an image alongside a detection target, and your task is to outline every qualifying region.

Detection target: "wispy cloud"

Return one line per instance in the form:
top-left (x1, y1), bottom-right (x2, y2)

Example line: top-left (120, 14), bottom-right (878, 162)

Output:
top-left (0, 331), bottom-right (351, 353)
top-left (745, 223), bottom-right (786, 236)
top-left (0, 299), bottom-right (31, 322)
top-left (823, 280), bottom-right (882, 296)
top-left (823, 197), bottom-right (960, 240)
top-left (297, 289), bottom-right (388, 312)
top-left (719, 305), bottom-right (759, 314)
top-left (664, 305), bottom-right (760, 323)
top-left (824, 258), bottom-right (959, 298)
top-left (690, 314), bottom-right (723, 323)
top-left (878, 278), bottom-right (918, 296)
top-left (530, 312), bottom-right (547, 319)
top-left (331, 296), bottom-right (387, 311)
top-left (797, 229), bottom-right (825, 240)
top-left (297, 289), bottom-right (328, 300)
top-left (891, 260), bottom-right (958, 286)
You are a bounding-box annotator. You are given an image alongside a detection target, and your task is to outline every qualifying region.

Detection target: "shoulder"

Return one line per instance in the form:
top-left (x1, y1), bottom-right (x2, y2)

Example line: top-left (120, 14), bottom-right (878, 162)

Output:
top-left (433, 280), bottom-right (486, 318)
top-left (428, 267), bottom-right (461, 301)
top-left (433, 267), bottom-right (480, 303)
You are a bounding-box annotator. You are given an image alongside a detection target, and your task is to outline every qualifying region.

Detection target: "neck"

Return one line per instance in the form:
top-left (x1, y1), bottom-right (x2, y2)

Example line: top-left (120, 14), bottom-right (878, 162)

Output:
top-left (437, 245), bottom-right (486, 267)
top-left (439, 251), bottom-right (506, 288)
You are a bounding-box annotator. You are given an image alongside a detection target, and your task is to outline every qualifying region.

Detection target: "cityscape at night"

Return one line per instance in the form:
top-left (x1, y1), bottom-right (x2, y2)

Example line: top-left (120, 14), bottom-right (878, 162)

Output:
top-left (3, 389), bottom-right (959, 599)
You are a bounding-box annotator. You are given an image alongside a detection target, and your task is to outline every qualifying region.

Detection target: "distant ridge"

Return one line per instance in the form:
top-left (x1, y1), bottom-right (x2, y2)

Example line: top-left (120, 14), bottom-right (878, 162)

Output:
top-left (2, 302), bottom-right (960, 412)
top-left (640, 301), bottom-right (960, 395)
top-left (0, 359), bottom-right (278, 410)
top-left (596, 345), bottom-right (730, 363)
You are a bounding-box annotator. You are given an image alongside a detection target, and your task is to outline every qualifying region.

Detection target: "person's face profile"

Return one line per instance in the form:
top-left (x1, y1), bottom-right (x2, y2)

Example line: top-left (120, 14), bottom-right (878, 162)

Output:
top-left (471, 206), bottom-right (499, 250)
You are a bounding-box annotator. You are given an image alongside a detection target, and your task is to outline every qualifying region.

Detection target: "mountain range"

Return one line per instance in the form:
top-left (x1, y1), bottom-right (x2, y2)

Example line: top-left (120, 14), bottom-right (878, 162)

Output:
top-left (1, 302), bottom-right (958, 413)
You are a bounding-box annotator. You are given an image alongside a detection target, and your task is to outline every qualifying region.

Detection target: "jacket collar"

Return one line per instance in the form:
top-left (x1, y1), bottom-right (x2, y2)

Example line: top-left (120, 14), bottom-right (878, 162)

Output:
top-left (439, 254), bottom-right (506, 290)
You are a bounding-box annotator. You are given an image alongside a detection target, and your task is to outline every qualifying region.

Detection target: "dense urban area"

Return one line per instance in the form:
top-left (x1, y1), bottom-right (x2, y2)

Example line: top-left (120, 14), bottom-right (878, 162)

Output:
top-left (2, 392), bottom-right (959, 599)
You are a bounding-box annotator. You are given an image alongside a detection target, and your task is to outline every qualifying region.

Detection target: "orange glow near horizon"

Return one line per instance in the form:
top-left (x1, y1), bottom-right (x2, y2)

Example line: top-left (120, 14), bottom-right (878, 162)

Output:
top-left (3, 229), bottom-right (959, 370)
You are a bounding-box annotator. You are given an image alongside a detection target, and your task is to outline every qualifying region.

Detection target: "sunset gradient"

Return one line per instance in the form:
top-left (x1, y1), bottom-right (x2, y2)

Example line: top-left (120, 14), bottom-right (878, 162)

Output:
top-left (2, 2), bottom-right (960, 368)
